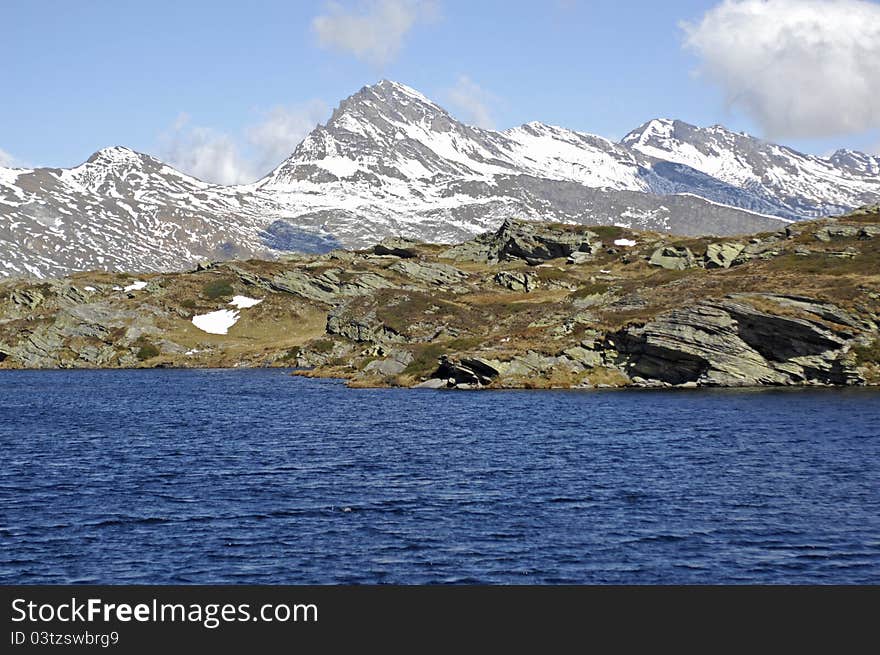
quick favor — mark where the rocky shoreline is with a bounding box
[1,206,878,389]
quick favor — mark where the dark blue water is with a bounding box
[1,369,878,584]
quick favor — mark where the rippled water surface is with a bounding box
[1,369,878,584]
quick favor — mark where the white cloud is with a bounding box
[160,103,327,185]
[311,0,437,66]
[0,147,19,168]
[246,101,328,176]
[160,117,251,185]
[445,76,496,129]
[682,0,880,140]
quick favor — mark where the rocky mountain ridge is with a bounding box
[2,81,878,279]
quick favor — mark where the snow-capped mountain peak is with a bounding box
[621,118,879,218]
[263,81,647,192]
[85,145,146,166]
[621,118,678,147]
[2,80,878,279]
[830,149,880,176]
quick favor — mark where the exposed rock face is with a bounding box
[615,295,865,386]
[649,246,697,270]
[434,356,503,386]
[815,226,861,242]
[326,305,404,344]
[268,268,392,305]
[443,218,601,264]
[389,259,468,288]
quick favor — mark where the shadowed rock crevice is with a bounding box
[723,302,847,362]
[259,220,342,253]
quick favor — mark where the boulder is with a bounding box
[363,349,414,376]
[566,251,594,265]
[271,269,343,304]
[730,240,782,266]
[705,242,745,269]
[373,238,420,258]
[412,378,446,389]
[562,346,603,368]
[814,225,860,242]
[648,246,697,270]
[493,270,537,293]
[500,351,560,378]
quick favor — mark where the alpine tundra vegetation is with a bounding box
[1,205,878,389]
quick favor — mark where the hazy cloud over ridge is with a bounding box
[682,0,880,140]
[160,103,327,185]
[246,101,329,176]
[445,76,496,129]
[312,0,438,66]
[0,148,20,168]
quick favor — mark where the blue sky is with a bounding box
[2,0,878,181]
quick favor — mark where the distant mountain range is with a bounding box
[2,80,878,278]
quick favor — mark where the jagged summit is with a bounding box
[326,79,452,128]
[260,79,511,188]
[85,145,145,165]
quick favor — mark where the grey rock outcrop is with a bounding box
[494,270,537,293]
[434,356,503,386]
[268,268,392,305]
[561,345,604,369]
[614,296,864,386]
[389,259,468,288]
[326,305,404,344]
[730,239,783,266]
[814,225,860,242]
[649,246,697,270]
[566,251,594,265]
[705,242,745,269]
[443,218,601,264]
[373,238,420,258]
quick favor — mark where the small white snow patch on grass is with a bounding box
[229,295,263,309]
[112,285,123,291]
[123,280,148,292]
[83,286,97,292]
[192,309,239,335]
[614,238,637,247]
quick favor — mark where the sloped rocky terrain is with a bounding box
[1,206,878,389]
